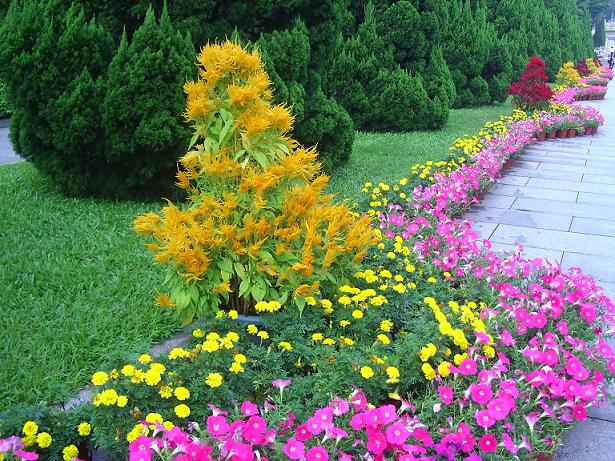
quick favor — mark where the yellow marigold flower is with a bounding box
[109,369,119,379]
[206,332,221,341]
[439,321,453,335]
[279,341,293,351]
[234,353,247,364]
[22,421,38,436]
[121,364,136,377]
[386,366,400,384]
[380,320,393,332]
[338,295,352,305]
[427,277,437,283]
[370,295,387,306]
[138,354,152,364]
[91,371,108,386]
[63,445,79,461]
[438,361,451,378]
[150,363,166,374]
[145,413,163,425]
[484,346,496,358]
[322,338,336,346]
[305,296,316,306]
[339,320,350,327]
[226,332,240,342]
[392,283,406,293]
[175,404,191,419]
[163,421,174,431]
[36,432,52,448]
[257,330,269,340]
[174,386,190,401]
[159,386,173,398]
[230,362,245,373]
[377,334,391,345]
[352,309,364,319]
[77,422,91,437]
[168,348,189,360]
[247,324,258,334]
[215,311,224,319]
[360,366,374,379]
[205,372,223,388]
[454,353,468,366]
[144,369,162,386]
[116,395,128,408]
[202,339,220,353]
[341,337,355,346]
[312,333,324,341]
[192,328,205,338]
[22,435,36,448]
[422,363,436,381]
[228,309,239,319]
[320,299,332,309]
[100,389,118,406]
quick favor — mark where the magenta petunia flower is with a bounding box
[475,409,496,429]
[459,358,478,375]
[240,401,259,417]
[305,445,329,461]
[478,434,497,453]
[438,385,453,405]
[573,404,587,421]
[385,421,410,445]
[487,398,510,421]
[470,384,493,405]
[282,438,305,460]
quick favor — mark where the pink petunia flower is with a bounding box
[438,385,453,405]
[478,434,497,453]
[305,446,329,461]
[470,384,493,405]
[283,438,305,460]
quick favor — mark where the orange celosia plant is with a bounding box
[134,41,377,324]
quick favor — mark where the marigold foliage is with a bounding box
[135,42,377,324]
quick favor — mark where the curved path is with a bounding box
[468,83,615,459]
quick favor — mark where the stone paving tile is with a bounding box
[538,162,615,175]
[511,197,615,221]
[596,281,615,300]
[465,208,572,231]
[498,175,530,186]
[489,224,615,258]
[560,252,615,283]
[490,184,578,202]
[507,168,584,181]
[577,192,615,206]
[476,194,516,209]
[553,418,615,461]
[487,242,563,263]
[514,160,540,169]
[570,217,615,237]
[470,221,497,240]
[527,177,615,194]
[521,155,588,166]
[582,173,615,185]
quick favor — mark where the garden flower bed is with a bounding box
[1,48,613,461]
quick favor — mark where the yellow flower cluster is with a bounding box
[254,300,282,313]
[20,421,53,450]
[556,61,581,87]
[419,297,494,380]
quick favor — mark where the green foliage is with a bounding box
[594,13,606,47]
[0,79,11,119]
[102,6,194,195]
[258,21,353,172]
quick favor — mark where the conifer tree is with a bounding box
[102,5,195,195]
[594,13,606,47]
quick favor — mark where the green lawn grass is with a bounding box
[0,163,177,409]
[327,101,513,202]
[0,100,513,410]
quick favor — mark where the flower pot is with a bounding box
[556,129,568,138]
[577,128,584,137]
[584,126,592,136]
[502,158,514,170]
[529,452,554,461]
[567,128,576,137]
[547,130,557,140]
[537,132,546,142]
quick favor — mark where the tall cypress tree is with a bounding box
[594,13,606,47]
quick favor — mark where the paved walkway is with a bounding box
[0,119,22,165]
[468,82,615,459]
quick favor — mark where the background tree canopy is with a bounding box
[0,0,598,197]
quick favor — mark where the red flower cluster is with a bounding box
[508,57,553,111]
[575,59,592,76]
